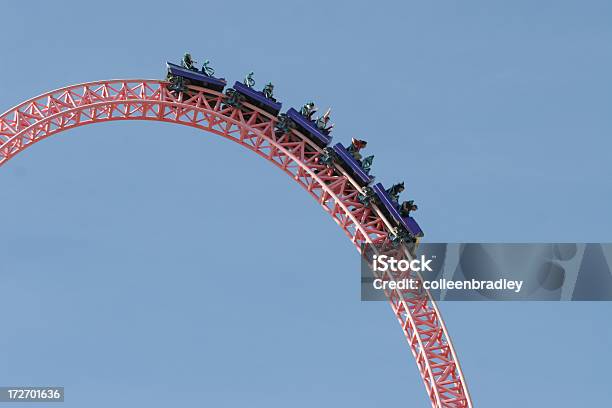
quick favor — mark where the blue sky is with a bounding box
[0,0,611,406]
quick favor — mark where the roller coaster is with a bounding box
[0,54,472,408]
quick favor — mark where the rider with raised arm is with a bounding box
[201,59,215,76]
[347,138,368,161]
[244,72,255,88]
[315,108,334,133]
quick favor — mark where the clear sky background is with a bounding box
[0,1,611,407]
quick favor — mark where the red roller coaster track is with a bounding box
[0,79,472,407]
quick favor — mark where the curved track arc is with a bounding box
[0,79,472,408]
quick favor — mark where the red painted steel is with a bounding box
[0,79,472,407]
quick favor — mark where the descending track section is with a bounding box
[0,78,472,408]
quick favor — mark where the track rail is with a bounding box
[0,79,472,407]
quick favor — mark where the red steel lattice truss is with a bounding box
[0,79,472,407]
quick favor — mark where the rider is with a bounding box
[400,200,418,217]
[347,138,368,161]
[263,82,275,100]
[201,59,215,76]
[182,53,197,71]
[386,182,405,204]
[315,108,334,133]
[244,72,255,88]
[300,102,317,120]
